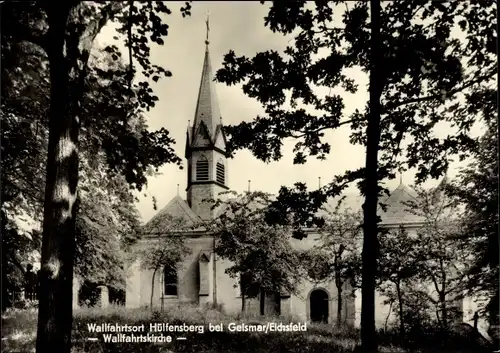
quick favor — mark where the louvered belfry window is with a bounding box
[216,160,225,184]
[196,156,209,181]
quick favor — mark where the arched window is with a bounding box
[196,156,209,181]
[216,159,225,184]
[164,265,178,296]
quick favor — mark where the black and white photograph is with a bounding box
[1,1,498,353]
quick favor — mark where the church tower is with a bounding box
[185,20,229,221]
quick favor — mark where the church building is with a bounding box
[121,36,461,328]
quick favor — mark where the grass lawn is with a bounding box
[1,305,491,353]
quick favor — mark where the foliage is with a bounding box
[215,4,494,349]
[298,247,332,284]
[2,3,192,349]
[299,200,362,326]
[0,40,152,293]
[378,226,424,337]
[319,201,362,285]
[378,227,423,288]
[215,0,496,231]
[209,191,304,308]
[447,117,498,344]
[138,214,192,273]
[376,184,468,334]
[448,117,498,305]
[407,184,467,329]
[138,214,191,308]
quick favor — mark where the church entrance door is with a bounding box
[310,289,328,323]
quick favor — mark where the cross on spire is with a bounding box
[205,11,210,45]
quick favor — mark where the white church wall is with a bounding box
[125,259,142,308]
[215,256,243,315]
[463,295,491,340]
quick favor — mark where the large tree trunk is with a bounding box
[36,4,123,352]
[360,1,382,352]
[36,5,80,353]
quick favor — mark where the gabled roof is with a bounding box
[192,120,213,147]
[213,124,227,148]
[142,195,202,235]
[377,183,425,225]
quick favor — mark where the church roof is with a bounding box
[142,182,433,238]
[212,183,426,226]
[142,195,202,235]
[377,183,425,225]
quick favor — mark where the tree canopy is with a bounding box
[215,1,496,232]
[209,191,304,312]
[2,1,193,350]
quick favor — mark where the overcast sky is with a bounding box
[96,2,483,224]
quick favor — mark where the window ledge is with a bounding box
[161,295,179,299]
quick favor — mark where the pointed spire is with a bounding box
[248,180,251,192]
[192,14,221,140]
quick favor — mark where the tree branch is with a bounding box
[290,117,364,138]
[382,71,496,113]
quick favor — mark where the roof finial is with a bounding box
[318,177,321,189]
[205,11,210,46]
[248,180,251,193]
[177,184,180,196]
[399,172,403,184]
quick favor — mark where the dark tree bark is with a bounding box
[36,5,80,353]
[360,1,382,352]
[35,3,125,352]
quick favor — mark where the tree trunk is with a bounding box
[241,291,246,313]
[36,5,80,353]
[150,267,158,310]
[396,281,405,341]
[336,272,343,327]
[439,292,448,331]
[384,300,393,333]
[361,1,382,352]
[36,4,122,352]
